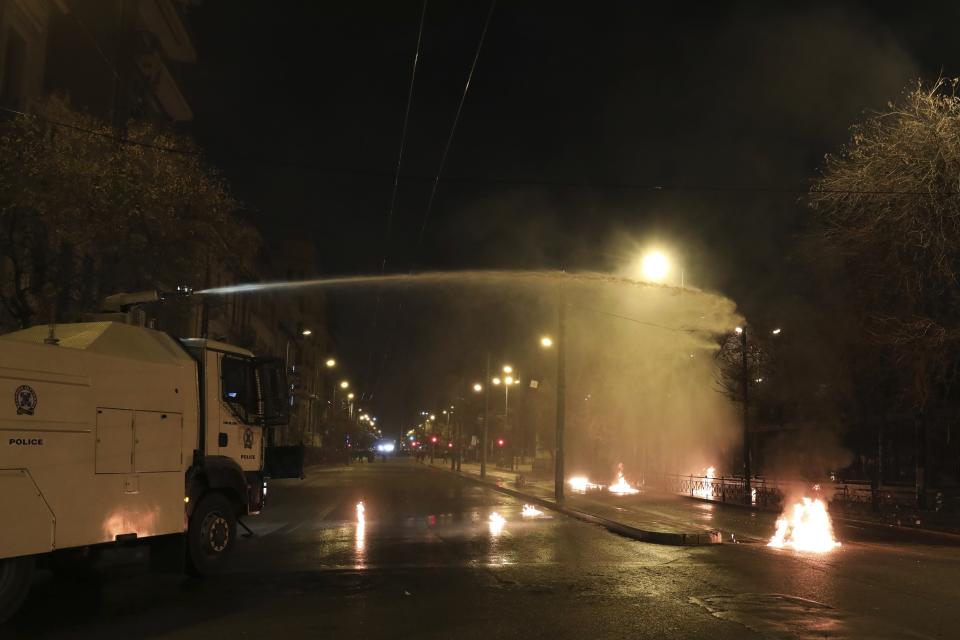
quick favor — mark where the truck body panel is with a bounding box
[0,469,55,557]
[0,322,200,558]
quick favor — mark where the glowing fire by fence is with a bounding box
[608,464,639,495]
[522,504,544,517]
[768,497,841,553]
[692,466,716,499]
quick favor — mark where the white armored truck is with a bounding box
[0,308,293,622]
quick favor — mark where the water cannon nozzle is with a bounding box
[161,285,194,300]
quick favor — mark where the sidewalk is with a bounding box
[423,459,727,545]
[422,459,960,546]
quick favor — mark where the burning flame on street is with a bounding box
[355,501,366,560]
[692,466,716,499]
[489,511,506,536]
[768,497,841,553]
[608,463,639,495]
[522,504,544,517]
[568,476,602,492]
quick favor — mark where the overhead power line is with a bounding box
[368,0,429,404]
[415,0,497,250]
[572,304,699,334]
[0,107,201,155]
[385,0,428,251]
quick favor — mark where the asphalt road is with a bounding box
[5,458,959,639]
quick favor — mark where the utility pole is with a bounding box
[554,298,566,503]
[455,389,463,472]
[481,351,490,478]
[741,326,751,501]
[449,408,455,471]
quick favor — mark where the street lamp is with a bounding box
[340,381,349,389]
[640,250,670,283]
[473,382,483,392]
[347,392,354,400]
[301,329,313,336]
[325,358,336,368]
[540,336,553,348]
[493,369,518,470]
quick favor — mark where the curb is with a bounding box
[425,463,722,546]
[832,515,960,543]
[676,492,960,544]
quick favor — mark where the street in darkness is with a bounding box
[6,460,957,639]
[2,2,960,638]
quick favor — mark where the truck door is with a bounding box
[217,353,263,472]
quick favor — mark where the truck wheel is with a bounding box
[186,493,237,577]
[0,556,35,624]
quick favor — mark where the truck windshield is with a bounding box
[221,355,257,424]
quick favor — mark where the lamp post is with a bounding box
[481,353,490,478]
[472,381,484,470]
[555,300,566,502]
[737,326,750,500]
[333,380,349,415]
[492,366,518,470]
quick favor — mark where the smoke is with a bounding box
[760,423,853,485]
[559,278,742,480]
[321,270,744,481]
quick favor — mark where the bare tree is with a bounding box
[809,78,960,504]
[0,96,260,329]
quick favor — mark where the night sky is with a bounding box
[183,1,959,428]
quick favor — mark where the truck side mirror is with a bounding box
[255,358,290,427]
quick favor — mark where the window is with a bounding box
[221,355,257,424]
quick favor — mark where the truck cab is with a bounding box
[180,338,290,515]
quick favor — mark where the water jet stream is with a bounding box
[200,270,685,296]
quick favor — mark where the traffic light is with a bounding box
[430,435,438,444]
[497,438,505,447]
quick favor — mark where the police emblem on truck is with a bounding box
[14,385,37,416]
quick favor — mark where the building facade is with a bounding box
[1,0,193,123]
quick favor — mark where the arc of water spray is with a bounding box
[197,270,676,296]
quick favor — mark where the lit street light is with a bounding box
[493,368,519,470]
[540,336,553,348]
[340,381,349,389]
[473,382,483,392]
[640,250,670,283]
[301,329,312,336]
[325,358,336,368]
[635,249,685,289]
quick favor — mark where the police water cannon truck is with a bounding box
[0,290,296,622]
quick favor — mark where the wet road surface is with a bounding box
[5,458,959,639]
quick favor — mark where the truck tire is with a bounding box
[0,555,35,624]
[186,493,237,577]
